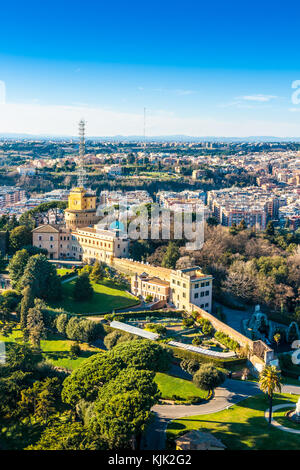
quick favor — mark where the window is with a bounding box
[194,283,199,288]
[201,282,205,288]
[205,281,210,286]
[201,292,204,297]
[182,293,186,298]
[38,236,42,241]
[194,293,199,299]
[50,236,53,241]
[205,303,209,307]
[183,283,186,288]
[205,291,209,296]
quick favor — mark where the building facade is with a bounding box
[131,266,213,312]
[65,187,100,229]
[32,187,130,263]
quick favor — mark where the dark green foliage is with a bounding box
[109,339,172,372]
[20,285,35,329]
[26,422,99,450]
[8,249,30,289]
[88,391,151,449]
[214,331,240,351]
[9,225,32,254]
[61,353,125,406]
[70,343,81,357]
[65,316,103,343]
[193,364,226,395]
[145,323,167,335]
[19,254,62,301]
[55,313,69,335]
[103,330,134,349]
[90,261,104,284]
[26,299,47,348]
[1,290,21,312]
[161,241,180,268]
[73,272,93,301]
[180,359,201,375]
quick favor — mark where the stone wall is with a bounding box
[112,256,274,364]
[191,304,254,349]
[112,257,172,281]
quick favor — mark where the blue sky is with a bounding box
[1,0,300,136]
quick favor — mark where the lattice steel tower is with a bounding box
[78,119,87,188]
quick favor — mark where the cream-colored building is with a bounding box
[130,265,213,313]
[32,224,73,260]
[170,267,212,312]
[72,226,129,264]
[32,223,129,263]
[131,273,170,302]
[32,187,129,263]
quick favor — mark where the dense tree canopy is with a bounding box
[19,254,62,301]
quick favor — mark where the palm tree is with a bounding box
[273,333,281,351]
[259,365,282,424]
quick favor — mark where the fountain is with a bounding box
[287,398,300,424]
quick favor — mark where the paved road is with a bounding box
[142,380,300,450]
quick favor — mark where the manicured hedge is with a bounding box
[168,345,246,368]
[105,310,184,321]
[214,331,240,352]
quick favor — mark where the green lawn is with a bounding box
[57,268,73,277]
[0,327,103,371]
[273,406,300,431]
[155,372,207,402]
[52,278,139,314]
[167,393,300,450]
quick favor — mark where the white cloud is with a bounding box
[0,101,299,137]
[239,94,278,102]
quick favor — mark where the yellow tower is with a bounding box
[65,187,100,229]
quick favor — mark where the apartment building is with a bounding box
[170,267,213,312]
[131,266,213,312]
[131,273,170,301]
[208,187,279,230]
[0,186,26,208]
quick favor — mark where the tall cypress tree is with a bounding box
[20,285,35,329]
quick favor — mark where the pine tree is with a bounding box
[161,241,180,269]
[90,261,104,284]
[27,299,46,348]
[73,273,94,301]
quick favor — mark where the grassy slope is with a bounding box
[167,393,300,450]
[51,278,139,314]
[0,327,103,370]
[155,372,207,400]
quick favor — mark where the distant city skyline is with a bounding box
[1,0,300,136]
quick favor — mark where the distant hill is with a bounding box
[0,133,300,143]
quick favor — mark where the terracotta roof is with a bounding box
[32,224,60,233]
